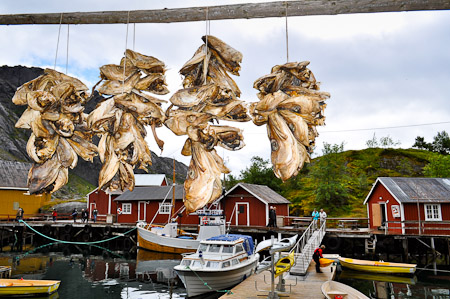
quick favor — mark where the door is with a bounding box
[236,202,249,226]
[138,201,146,221]
[372,203,381,227]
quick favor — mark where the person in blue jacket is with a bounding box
[312,208,319,230]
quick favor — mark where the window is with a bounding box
[222,245,233,254]
[206,261,220,269]
[424,204,442,221]
[222,261,231,268]
[159,203,172,214]
[208,245,221,253]
[181,260,191,267]
[198,244,208,253]
[235,244,244,254]
[122,203,132,214]
[232,259,239,266]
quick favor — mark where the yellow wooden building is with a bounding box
[0,161,49,220]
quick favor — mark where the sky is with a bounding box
[1,1,450,177]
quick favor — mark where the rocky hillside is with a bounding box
[0,65,188,199]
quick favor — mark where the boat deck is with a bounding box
[222,262,336,298]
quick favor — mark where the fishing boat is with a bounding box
[338,257,416,274]
[137,209,226,253]
[321,281,370,299]
[0,278,60,296]
[274,251,295,277]
[174,234,259,297]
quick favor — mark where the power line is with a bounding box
[320,121,450,133]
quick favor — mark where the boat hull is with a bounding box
[338,257,416,274]
[137,227,198,254]
[175,258,258,297]
[0,279,60,296]
[321,280,369,299]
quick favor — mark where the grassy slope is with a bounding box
[284,148,433,217]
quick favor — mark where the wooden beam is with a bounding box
[1,0,449,25]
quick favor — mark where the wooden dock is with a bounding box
[222,262,336,298]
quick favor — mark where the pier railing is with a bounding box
[383,220,450,236]
[290,220,326,275]
[280,216,369,230]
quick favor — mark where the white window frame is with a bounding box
[122,203,132,215]
[424,204,442,221]
[159,203,172,214]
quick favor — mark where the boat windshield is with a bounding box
[235,244,244,254]
[198,244,208,252]
[208,244,221,253]
[222,245,233,254]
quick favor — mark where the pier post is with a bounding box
[402,238,408,262]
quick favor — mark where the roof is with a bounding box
[134,174,168,186]
[364,177,450,204]
[223,183,290,205]
[114,185,184,201]
[0,160,31,190]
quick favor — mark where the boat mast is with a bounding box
[170,158,176,221]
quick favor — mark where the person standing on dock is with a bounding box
[319,209,327,229]
[267,206,277,227]
[312,209,319,230]
[93,208,98,223]
[81,209,88,223]
[52,209,57,222]
[313,245,325,273]
[71,208,78,223]
[16,207,24,221]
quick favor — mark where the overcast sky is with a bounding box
[1,1,449,176]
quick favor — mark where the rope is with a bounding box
[19,219,136,245]
[204,7,210,85]
[65,24,70,74]
[53,13,63,70]
[133,23,136,50]
[285,2,289,62]
[122,10,131,94]
[186,266,233,294]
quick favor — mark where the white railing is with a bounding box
[290,221,326,275]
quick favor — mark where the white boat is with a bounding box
[269,235,298,254]
[174,234,259,297]
[255,234,298,254]
[137,209,225,254]
[321,281,370,299]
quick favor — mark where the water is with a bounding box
[0,248,220,299]
[336,265,450,298]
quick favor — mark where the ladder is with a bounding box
[290,221,326,275]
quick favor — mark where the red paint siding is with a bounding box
[87,189,119,218]
[367,181,450,235]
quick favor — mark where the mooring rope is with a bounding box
[18,219,136,245]
[186,266,233,295]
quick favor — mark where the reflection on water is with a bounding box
[0,247,187,299]
[337,266,450,298]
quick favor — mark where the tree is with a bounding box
[423,154,450,177]
[366,133,379,148]
[431,131,450,154]
[309,142,350,213]
[366,133,400,148]
[413,136,432,150]
[239,156,283,192]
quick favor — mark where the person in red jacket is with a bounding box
[313,245,326,273]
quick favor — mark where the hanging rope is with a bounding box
[65,24,70,74]
[204,7,210,85]
[53,13,63,70]
[133,23,136,50]
[18,219,136,245]
[285,2,289,62]
[122,10,131,94]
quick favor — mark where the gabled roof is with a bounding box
[114,185,184,201]
[135,174,168,186]
[0,160,31,190]
[364,177,450,204]
[223,183,290,205]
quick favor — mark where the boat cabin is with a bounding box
[178,234,255,270]
[364,177,450,235]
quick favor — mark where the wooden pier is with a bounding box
[222,260,337,298]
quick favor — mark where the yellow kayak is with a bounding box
[275,251,295,278]
[319,258,334,267]
[0,279,60,296]
[338,257,416,274]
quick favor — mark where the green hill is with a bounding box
[284,147,433,217]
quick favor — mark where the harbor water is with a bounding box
[2,246,450,298]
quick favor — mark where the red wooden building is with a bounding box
[87,174,168,221]
[364,177,450,235]
[221,183,290,226]
[113,184,200,224]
